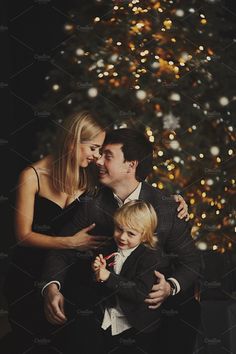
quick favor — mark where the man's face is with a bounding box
[96,143,131,188]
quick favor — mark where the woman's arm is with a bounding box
[14,168,102,250]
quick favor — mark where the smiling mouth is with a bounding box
[99,169,107,176]
[118,241,127,246]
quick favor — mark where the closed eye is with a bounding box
[128,232,136,237]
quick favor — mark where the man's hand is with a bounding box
[43,283,67,325]
[173,194,189,221]
[144,271,171,309]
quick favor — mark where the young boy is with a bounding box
[92,200,166,354]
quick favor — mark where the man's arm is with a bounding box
[41,248,77,325]
[165,215,200,291]
[41,249,77,290]
[145,213,200,308]
[41,196,110,324]
[43,283,67,325]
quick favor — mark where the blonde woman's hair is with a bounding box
[113,200,158,249]
[52,111,105,195]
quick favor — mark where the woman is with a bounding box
[4,111,106,352]
[13,111,106,250]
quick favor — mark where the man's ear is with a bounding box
[127,160,138,172]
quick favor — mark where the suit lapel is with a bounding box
[120,244,146,276]
[93,186,119,237]
[139,182,158,206]
[139,182,172,248]
[99,186,119,220]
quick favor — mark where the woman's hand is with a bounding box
[92,254,110,282]
[69,224,109,250]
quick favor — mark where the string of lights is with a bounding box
[36,0,236,252]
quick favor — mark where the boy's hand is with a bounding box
[93,254,106,270]
[92,254,110,282]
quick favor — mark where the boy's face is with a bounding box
[96,143,134,188]
[114,224,143,250]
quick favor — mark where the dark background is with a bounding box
[0,0,236,346]
[0,0,112,338]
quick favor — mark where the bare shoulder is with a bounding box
[19,165,36,180]
[33,155,52,169]
[19,156,51,181]
[17,166,39,193]
[18,156,49,186]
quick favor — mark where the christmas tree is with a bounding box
[36,0,236,252]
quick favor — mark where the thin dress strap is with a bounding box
[28,166,40,193]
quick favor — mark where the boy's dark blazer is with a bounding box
[42,182,200,300]
[96,243,165,333]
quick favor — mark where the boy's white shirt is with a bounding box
[101,246,139,335]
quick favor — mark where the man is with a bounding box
[42,129,200,353]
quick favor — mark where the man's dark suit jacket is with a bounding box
[96,243,164,333]
[42,182,200,305]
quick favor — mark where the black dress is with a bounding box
[4,166,81,354]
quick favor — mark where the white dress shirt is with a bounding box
[113,182,142,207]
[101,246,139,335]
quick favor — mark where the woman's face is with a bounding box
[79,131,105,167]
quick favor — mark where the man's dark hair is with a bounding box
[104,128,153,181]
